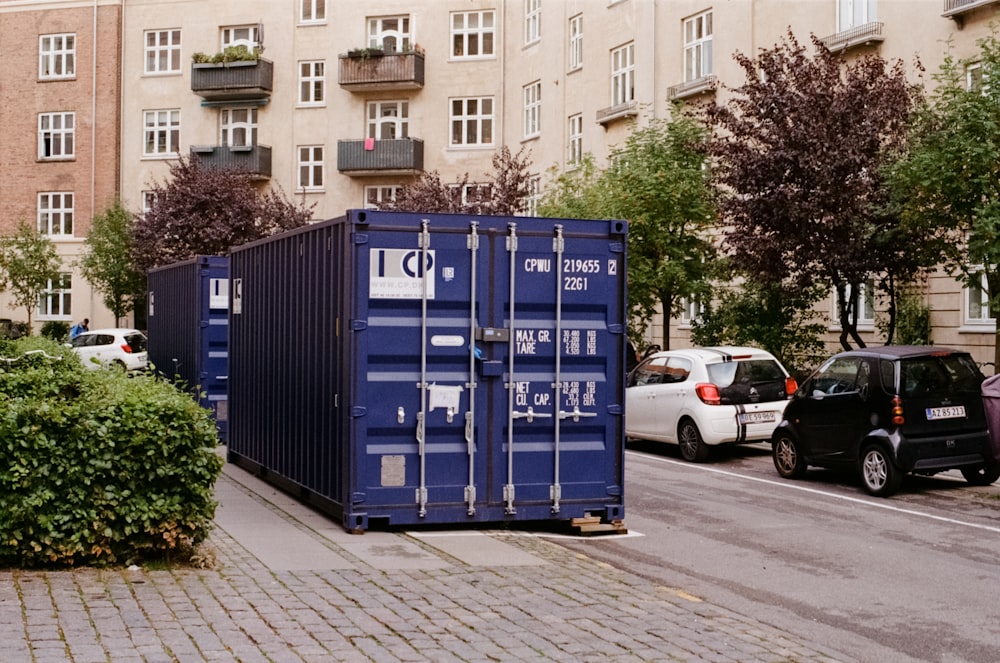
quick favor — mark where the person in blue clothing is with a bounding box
[69,318,89,339]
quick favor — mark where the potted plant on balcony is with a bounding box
[192,44,261,67]
[346,47,385,61]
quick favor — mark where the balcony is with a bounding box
[819,22,885,53]
[943,0,1000,26]
[595,101,638,127]
[190,145,272,180]
[338,51,425,92]
[337,138,424,176]
[191,59,273,102]
[668,75,717,102]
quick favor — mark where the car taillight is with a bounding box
[891,395,905,426]
[121,344,133,354]
[695,383,721,405]
[785,377,798,397]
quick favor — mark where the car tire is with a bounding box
[859,444,902,497]
[772,433,807,479]
[961,461,1000,486]
[678,419,710,463]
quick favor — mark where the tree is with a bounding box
[132,157,313,272]
[705,31,923,350]
[382,146,533,215]
[79,200,146,326]
[540,115,718,349]
[0,221,61,327]
[884,33,1000,366]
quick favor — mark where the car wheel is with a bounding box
[860,444,902,497]
[678,419,710,463]
[961,461,1000,486]
[772,433,807,479]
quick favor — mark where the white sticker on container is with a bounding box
[431,335,465,347]
[370,248,435,299]
[428,383,463,412]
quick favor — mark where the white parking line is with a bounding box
[630,450,1000,535]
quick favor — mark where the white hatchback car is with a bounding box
[626,346,797,462]
[70,328,149,371]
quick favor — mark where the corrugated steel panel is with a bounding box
[147,256,230,441]
[228,210,627,531]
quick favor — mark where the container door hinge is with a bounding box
[464,485,476,515]
[503,484,516,515]
[415,487,428,516]
[549,484,562,514]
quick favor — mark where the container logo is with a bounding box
[370,248,435,299]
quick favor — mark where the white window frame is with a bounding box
[297,146,324,191]
[569,14,583,71]
[300,0,326,24]
[38,192,74,237]
[367,101,409,140]
[679,297,705,327]
[568,114,583,167]
[965,269,996,329]
[38,112,75,160]
[450,97,494,147]
[611,42,635,107]
[523,81,541,139]
[142,191,158,212]
[831,281,875,330]
[837,0,877,31]
[967,62,988,93]
[365,185,400,209]
[144,29,181,75]
[683,11,712,83]
[298,61,325,106]
[220,108,257,147]
[38,274,72,321]
[524,0,541,46]
[451,10,495,59]
[39,33,75,80]
[368,15,411,53]
[221,25,260,51]
[143,109,181,157]
[521,175,540,217]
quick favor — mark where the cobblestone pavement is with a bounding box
[0,466,848,662]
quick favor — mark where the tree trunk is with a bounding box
[661,293,673,351]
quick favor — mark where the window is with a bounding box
[301,0,326,23]
[143,109,180,156]
[523,175,540,217]
[523,81,541,139]
[569,14,583,71]
[367,101,409,139]
[220,108,257,146]
[966,271,995,326]
[365,185,400,209]
[39,33,75,79]
[144,29,181,74]
[967,62,988,93]
[450,183,491,207]
[683,11,712,82]
[524,0,541,45]
[833,281,875,328]
[221,25,260,50]
[368,15,411,53]
[611,43,635,107]
[298,146,324,191]
[298,61,325,105]
[838,0,876,31]
[38,112,75,160]
[38,274,72,320]
[450,97,494,147]
[38,192,74,236]
[142,191,158,212]
[680,297,705,326]
[452,10,494,58]
[568,114,583,166]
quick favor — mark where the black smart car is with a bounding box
[771,346,999,497]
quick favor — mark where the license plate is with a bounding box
[926,405,966,420]
[739,411,776,424]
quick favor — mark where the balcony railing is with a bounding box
[338,51,425,91]
[595,101,638,126]
[190,145,272,180]
[668,75,717,101]
[819,22,885,52]
[337,138,424,175]
[943,0,1000,21]
[191,59,273,101]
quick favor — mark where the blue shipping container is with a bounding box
[228,210,627,531]
[147,255,230,441]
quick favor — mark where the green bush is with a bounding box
[0,337,223,568]
[40,320,70,342]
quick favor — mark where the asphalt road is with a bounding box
[558,440,1000,663]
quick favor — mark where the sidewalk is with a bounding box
[0,461,847,662]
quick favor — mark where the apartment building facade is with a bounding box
[4,0,1000,364]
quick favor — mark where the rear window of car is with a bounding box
[707,359,785,387]
[124,334,147,352]
[898,354,984,398]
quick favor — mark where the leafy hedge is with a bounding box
[0,337,223,568]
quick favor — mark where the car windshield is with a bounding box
[899,354,983,398]
[707,359,785,388]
